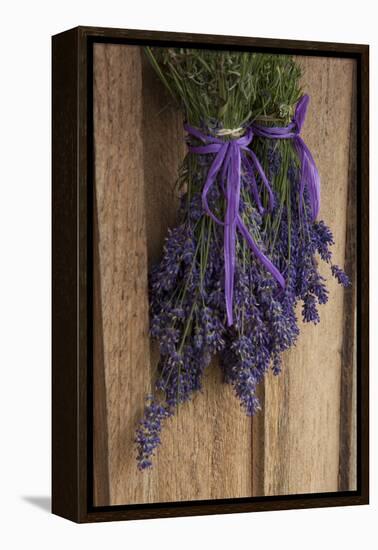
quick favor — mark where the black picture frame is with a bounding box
[52,26,369,523]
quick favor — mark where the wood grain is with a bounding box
[93,46,357,505]
[93,45,153,505]
[141,52,252,503]
[93,186,110,505]
[93,43,252,505]
[253,56,357,496]
[338,60,357,491]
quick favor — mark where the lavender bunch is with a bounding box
[219,148,350,417]
[261,145,350,327]
[135,48,349,469]
[136,175,227,469]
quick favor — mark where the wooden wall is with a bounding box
[92,44,357,506]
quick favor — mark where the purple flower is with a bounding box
[302,294,320,324]
[135,396,171,470]
[267,145,282,177]
[331,264,351,287]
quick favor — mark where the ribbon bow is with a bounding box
[251,94,320,221]
[184,123,285,327]
[185,95,320,327]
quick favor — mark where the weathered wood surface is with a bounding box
[93,45,153,505]
[338,59,357,492]
[253,56,357,496]
[93,45,356,505]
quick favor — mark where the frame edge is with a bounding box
[52,27,82,523]
[52,26,370,523]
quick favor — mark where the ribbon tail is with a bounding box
[224,144,241,326]
[237,215,285,289]
[200,144,228,226]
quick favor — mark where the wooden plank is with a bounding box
[93,44,153,505]
[140,52,252,504]
[93,44,252,505]
[93,186,110,505]
[253,56,356,496]
[338,61,357,491]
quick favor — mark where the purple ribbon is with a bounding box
[184,95,319,327]
[184,123,285,327]
[251,94,320,220]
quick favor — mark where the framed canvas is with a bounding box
[52,26,369,523]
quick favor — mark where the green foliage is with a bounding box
[145,47,302,130]
[145,46,303,261]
